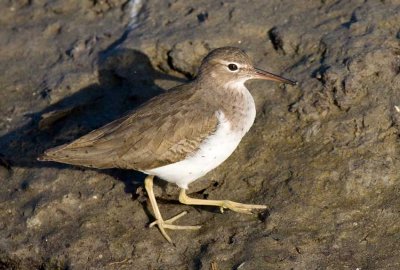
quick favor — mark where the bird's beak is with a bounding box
[252,68,297,85]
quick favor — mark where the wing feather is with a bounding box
[39,84,219,170]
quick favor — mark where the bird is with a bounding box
[39,47,297,243]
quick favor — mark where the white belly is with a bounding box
[145,110,250,189]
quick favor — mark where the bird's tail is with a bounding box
[37,143,113,169]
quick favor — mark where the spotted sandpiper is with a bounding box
[39,47,297,243]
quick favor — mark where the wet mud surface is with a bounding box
[1,0,400,269]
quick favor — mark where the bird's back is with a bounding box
[39,83,219,171]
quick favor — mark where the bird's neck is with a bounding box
[216,80,256,134]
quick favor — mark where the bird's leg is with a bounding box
[179,188,267,214]
[144,175,201,243]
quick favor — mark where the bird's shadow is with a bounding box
[0,48,186,196]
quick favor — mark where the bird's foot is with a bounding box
[149,211,201,243]
[219,201,267,214]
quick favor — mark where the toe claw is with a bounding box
[159,224,172,243]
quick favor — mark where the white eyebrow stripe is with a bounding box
[219,60,242,67]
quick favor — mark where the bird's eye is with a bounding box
[228,63,238,71]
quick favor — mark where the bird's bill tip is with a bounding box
[253,68,297,85]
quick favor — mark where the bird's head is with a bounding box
[197,47,297,87]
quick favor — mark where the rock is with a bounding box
[167,40,210,78]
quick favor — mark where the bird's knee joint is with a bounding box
[179,193,187,204]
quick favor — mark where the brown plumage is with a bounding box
[39,82,219,170]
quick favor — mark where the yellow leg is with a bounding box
[179,188,267,214]
[144,175,201,243]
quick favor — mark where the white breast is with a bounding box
[145,111,245,188]
[145,82,256,189]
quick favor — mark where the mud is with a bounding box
[1,0,400,269]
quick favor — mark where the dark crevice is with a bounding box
[197,12,208,23]
[193,241,213,270]
[258,209,270,222]
[312,64,330,83]
[195,187,209,199]
[228,8,235,20]
[288,92,304,120]
[167,50,194,80]
[312,41,329,83]
[0,154,12,171]
[268,27,285,54]
[185,7,194,16]
[318,41,328,64]
[342,11,358,29]
[332,86,343,110]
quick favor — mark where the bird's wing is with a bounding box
[39,84,219,170]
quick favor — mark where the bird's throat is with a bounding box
[219,80,256,134]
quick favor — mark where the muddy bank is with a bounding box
[1,0,400,269]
